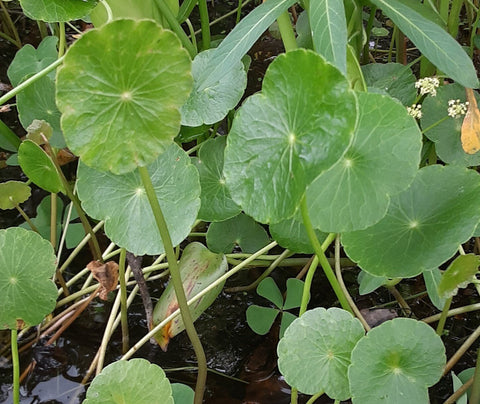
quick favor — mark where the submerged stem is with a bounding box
[11,328,19,404]
[137,166,206,404]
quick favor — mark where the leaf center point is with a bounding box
[121,91,133,102]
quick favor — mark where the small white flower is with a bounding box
[407,104,422,119]
[415,77,440,96]
[447,99,469,118]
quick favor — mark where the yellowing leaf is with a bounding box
[461,88,480,154]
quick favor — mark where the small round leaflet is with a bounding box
[342,165,480,277]
[83,358,173,404]
[0,181,31,210]
[348,318,445,404]
[224,49,356,224]
[0,227,57,329]
[277,307,364,400]
[56,19,192,175]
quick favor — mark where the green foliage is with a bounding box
[438,254,480,298]
[270,217,326,254]
[19,0,97,22]
[206,213,270,253]
[56,19,192,175]
[83,359,174,404]
[0,181,31,209]
[77,143,200,255]
[0,227,57,329]
[246,277,304,338]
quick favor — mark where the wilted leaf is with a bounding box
[87,260,119,300]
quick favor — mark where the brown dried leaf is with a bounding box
[461,88,480,154]
[87,260,119,300]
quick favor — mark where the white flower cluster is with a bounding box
[447,99,469,118]
[415,77,440,97]
[407,104,422,119]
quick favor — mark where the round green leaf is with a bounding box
[348,318,445,404]
[84,358,173,404]
[438,254,480,298]
[246,305,279,335]
[342,165,480,278]
[277,307,365,399]
[206,213,270,253]
[362,63,416,106]
[171,383,194,404]
[0,181,31,209]
[20,0,97,22]
[307,92,421,232]
[7,36,58,87]
[192,136,241,222]
[0,227,57,329]
[181,49,247,126]
[77,143,200,255]
[421,84,480,166]
[18,140,65,194]
[56,19,192,175]
[224,49,357,224]
[269,217,327,254]
[17,75,64,148]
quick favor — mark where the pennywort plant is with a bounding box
[1,0,480,403]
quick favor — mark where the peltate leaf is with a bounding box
[83,359,173,404]
[0,181,31,210]
[307,92,421,232]
[224,49,356,223]
[270,217,327,254]
[342,165,480,278]
[56,19,192,175]
[349,318,445,404]
[19,0,97,22]
[0,227,57,329]
[77,143,200,255]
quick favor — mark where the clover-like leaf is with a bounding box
[19,0,97,22]
[56,19,192,175]
[348,318,445,404]
[269,217,327,254]
[362,63,416,106]
[246,305,280,335]
[278,307,365,399]
[0,181,31,210]
[257,277,283,309]
[307,92,421,232]
[438,254,480,298]
[206,213,270,253]
[84,358,173,404]
[342,165,480,278]
[0,227,57,329]
[192,136,241,222]
[77,143,200,255]
[181,49,247,126]
[421,84,480,166]
[18,140,65,194]
[283,278,304,310]
[224,49,356,224]
[7,36,58,87]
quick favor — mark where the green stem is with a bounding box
[11,328,19,404]
[470,348,480,403]
[153,0,196,58]
[44,142,102,261]
[291,388,298,404]
[185,18,198,54]
[306,391,324,404]
[50,193,57,249]
[0,57,64,106]
[235,0,243,24]
[58,22,66,57]
[15,204,39,233]
[362,6,377,64]
[198,0,211,50]
[276,10,297,52]
[421,115,449,134]
[436,296,453,335]
[299,256,319,316]
[37,21,48,39]
[138,166,206,404]
[0,1,21,48]
[300,198,352,312]
[119,248,129,354]
[438,0,450,23]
